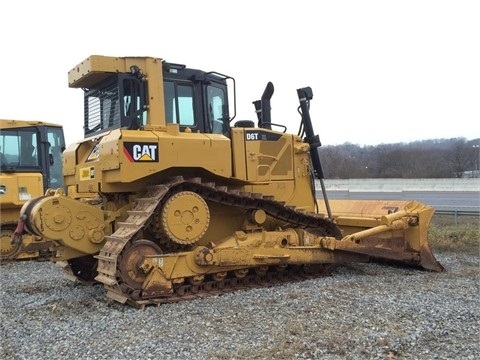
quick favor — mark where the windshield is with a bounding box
[0,127,39,168]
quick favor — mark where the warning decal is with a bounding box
[80,166,95,180]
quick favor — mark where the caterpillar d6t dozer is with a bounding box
[14,55,443,308]
[1,119,65,262]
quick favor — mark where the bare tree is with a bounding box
[319,137,479,178]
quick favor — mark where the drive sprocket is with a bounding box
[160,191,210,245]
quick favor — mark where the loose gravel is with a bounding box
[1,252,478,360]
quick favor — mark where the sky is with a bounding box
[1,0,478,146]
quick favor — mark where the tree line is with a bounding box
[318,137,480,179]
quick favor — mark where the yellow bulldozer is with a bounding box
[13,55,443,308]
[1,119,65,261]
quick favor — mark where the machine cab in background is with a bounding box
[0,120,66,190]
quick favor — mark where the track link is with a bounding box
[128,264,337,309]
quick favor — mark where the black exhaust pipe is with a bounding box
[253,82,274,129]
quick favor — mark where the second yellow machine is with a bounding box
[16,55,443,308]
[1,119,65,261]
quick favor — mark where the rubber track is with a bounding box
[94,176,341,306]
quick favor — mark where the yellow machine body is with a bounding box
[18,56,443,307]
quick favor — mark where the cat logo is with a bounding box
[123,142,159,162]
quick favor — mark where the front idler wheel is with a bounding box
[119,240,162,289]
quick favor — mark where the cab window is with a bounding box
[164,81,195,126]
[0,128,39,167]
[207,86,226,134]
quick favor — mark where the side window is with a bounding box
[163,81,195,126]
[46,127,65,187]
[207,86,226,134]
[177,85,194,126]
[164,82,175,123]
[122,78,147,128]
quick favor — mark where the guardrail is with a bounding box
[434,209,480,225]
[317,180,479,226]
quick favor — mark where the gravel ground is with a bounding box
[1,252,478,360]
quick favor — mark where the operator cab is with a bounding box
[0,124,66,190]
[81,58,235,138]
[163,62,234,136]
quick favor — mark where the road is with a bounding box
[316,182,480,212]
[317,189,480,212]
